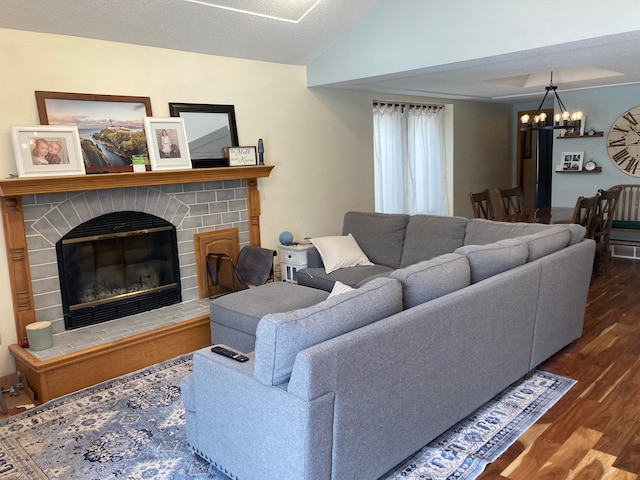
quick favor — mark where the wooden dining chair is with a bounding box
[469,189,495,220]
[592,186,622,278]
[495,186,529,222]
[571,194,599,238]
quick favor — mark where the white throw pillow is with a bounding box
[311,234,374,274]
[328,281,355,298]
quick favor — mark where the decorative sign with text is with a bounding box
[228,146,257,166]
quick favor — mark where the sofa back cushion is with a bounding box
[518,227,571,261]
[455,239,529,283]
[342,211,409,269]
[464,218,560,245]
[391,253,470,309]
[400,215,468,267]
[253,277,403,386]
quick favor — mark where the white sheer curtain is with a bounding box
[373,103,448,215]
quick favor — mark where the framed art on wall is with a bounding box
[11,125,85,177]
[35,91,152,173]
[561,151,584,171]
[144,117,192,171]
[168,103,239,168]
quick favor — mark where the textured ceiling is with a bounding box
[3,0,640,103]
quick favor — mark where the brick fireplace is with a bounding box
[0,166,273,401]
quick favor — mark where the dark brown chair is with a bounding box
[469,189,495,220]
[593,187,622,278]
[495,186,530,222]
[571,194,599,238]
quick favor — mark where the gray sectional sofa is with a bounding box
[181,212,595,480]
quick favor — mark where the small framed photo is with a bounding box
[144,117,192,171]
[11,125,85,178]
[227,146,257,166]
[561,151,584,171]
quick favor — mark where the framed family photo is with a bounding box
[11,126,85,178]
[561,151,584,171]
[144,117,192,171]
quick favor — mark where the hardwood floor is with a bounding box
[479,256,640,480]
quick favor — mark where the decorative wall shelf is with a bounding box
[556,132,603,139]
[555,167,602,173]
[0,165,274,197]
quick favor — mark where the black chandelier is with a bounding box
[520,72,583,133]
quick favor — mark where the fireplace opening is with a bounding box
[57,211,182,330]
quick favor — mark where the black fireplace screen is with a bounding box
[57,211,182,330]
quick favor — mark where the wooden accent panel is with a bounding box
[247,178,262,246]
[1,197,35,339]
[0,166,273,197]
[194,228,240,298]
[9,315,210,402]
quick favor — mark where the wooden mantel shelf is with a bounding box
[0,165,274,197]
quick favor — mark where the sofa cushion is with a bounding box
[518,227,571,261]
[391,253,471,309]
[464,218,558,245]
[455,238,529,283]
[311,233,374,274]
[253,277,402,386]
[400,215,468,267]
[297,264,394,292]
[342,211,410,269]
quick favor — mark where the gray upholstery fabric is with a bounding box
[296,264,393,291]
[400,215,468,267]
[210,282,329,352]
[391,253,471,309]
[455,238,529,283]
[566,223,587,245]
[517,227,570,261]
[253,277,403,386]
[464,218,559,245]
[342,211,409,268]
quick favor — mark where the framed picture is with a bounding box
[11,125,85,177]
[35,91,152,174]
[227,146,257,166]
[168,103,239,168]
[561,151,584,171]
[144,117,192,171]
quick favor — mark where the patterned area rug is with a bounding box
[0,356,574,480]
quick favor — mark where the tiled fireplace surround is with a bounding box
[0,167,273,401]
[25,180,249,334]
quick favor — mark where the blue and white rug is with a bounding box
[0,355,574,480]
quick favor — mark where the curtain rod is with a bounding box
[373,101,444,109]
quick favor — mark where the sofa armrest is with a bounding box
[305,246,324,268]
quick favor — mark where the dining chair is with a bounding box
[593,186,622,278]
[469,189,495,220]
[495,186,529,222]
[571,194,599,238]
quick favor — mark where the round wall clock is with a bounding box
[607,105,640,177]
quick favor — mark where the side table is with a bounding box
[278,244,314,284]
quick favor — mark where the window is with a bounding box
[373,103,447,215]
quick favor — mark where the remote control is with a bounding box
[211,345,249,362]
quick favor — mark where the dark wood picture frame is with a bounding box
[168,103,239,168]
[35,91,153,174]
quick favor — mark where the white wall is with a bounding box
[0,28,510,375]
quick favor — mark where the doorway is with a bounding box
[516,108,554,213]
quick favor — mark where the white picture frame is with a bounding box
[144,117,192,171]
[561,151,584,171]
[11,125,85,178]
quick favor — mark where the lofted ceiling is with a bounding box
[3,0,640,104]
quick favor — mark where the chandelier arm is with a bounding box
[554,90,568,114]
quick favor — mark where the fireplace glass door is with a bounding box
[57,211,181,329]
